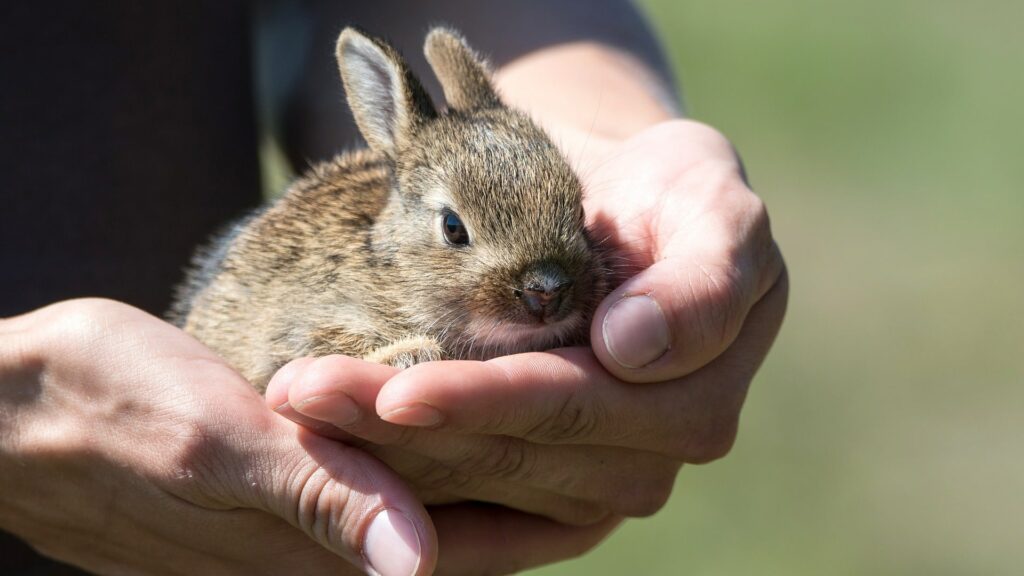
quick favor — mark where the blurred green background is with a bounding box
[529,1,1024,575]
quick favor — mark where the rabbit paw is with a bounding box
[364,336,444,369]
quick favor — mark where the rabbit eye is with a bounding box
[442,211,469,246]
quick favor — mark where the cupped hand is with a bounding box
[0,299,616,575]
[0,299,433,575]
[269,120,787,528]
[576,119,787,384]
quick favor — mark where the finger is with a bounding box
[348,441,614,526]
[265,356,375,443]
[179,415,439,576]
[282,354,400,433]
[359,435,677,520]
[593,182,785,383]
[430,503,623,576]
[279,356,669,521]
[378,271,788,462]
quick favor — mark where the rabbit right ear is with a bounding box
[424,28,501,111]
[336,28,436,155]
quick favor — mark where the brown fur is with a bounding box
[170,27,609,390]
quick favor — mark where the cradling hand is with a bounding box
[0,300,438,575]
[269,119,787,545]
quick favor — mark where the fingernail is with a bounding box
[364,508,422,576]
[272,401,344,434]
[293,393,361,427]
[602,294,671,368]
[380,403,443,428]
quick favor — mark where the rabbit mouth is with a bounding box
[459,311,587,358]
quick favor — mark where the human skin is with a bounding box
[271,40,788,554]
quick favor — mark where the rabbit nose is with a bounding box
[520,287,562,318]
[516,263,573,322]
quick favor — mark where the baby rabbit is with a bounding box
[171,27,609,390]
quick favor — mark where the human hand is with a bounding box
[572,119,788,384]
[0,300,613,575]
[0,299,438,575]
[269,119,786,527]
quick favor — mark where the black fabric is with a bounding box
[0,2,259,572]
[0,2,261,319]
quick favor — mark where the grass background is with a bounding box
[526,1,1024,574]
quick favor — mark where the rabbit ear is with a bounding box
[424,27,501,110]
[336,28,436,155]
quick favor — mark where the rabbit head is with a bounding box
[336,27,608,357]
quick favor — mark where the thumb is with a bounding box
[592,197,784,383]
[214,419,438,576]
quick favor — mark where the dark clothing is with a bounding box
[0,2,262,320]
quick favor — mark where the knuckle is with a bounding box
[407,459,483,496]
[672,118,730,148]
[616,483,673,518]
[293,463,338,538]
[161,410,284,509]
[282,454,377,554]
[43,299,112,341]
[162,419,237,500]
[557,501,612,527]
[682,412,740,464]
[745,195,778,266]
[381,420,421,448]
[709,266,747,321]
[611,460,680,517]
[683,263,748,353]
[15,420,86,460]
[37,299,143,354]
[454,436,537,483]
[525,389,600,444]
[302,354,346,384]
[745,193,770,233]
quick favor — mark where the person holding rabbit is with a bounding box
[0,2,786,575]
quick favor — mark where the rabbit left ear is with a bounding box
[336,28,437,155]
[424,27,501,111]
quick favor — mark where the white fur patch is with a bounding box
[461,311,584,358]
